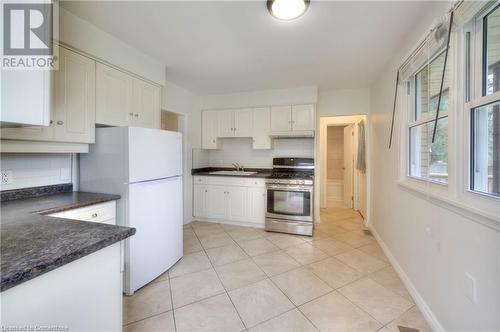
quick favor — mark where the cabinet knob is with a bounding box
[91,213,98,218]
[49,120,53,125]
[135,114,139,117]
[212,140,215,143]
[57,121,63,125]
[129,112,134,116]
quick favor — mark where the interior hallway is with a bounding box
[122,207,432,332]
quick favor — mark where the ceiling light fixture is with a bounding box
[267,0,310,21]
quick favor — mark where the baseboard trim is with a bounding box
[369,225,445,332]
[188,217,265,229]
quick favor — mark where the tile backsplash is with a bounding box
[0,154,72,191]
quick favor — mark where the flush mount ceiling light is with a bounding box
[267,0,310,21]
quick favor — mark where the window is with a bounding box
[409,51,450,184]
[482,4,500,96]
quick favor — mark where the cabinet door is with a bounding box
[96,63,133,126]
[202,111,220,149]
[132,79,160,128]
[234,108,253,137]
[208,185,227,219]
[247,187,266,224]
[252,107,271,149]
[227,186,248,221]
[218,110,234,137]
[53,47,96,143]
[193,185,208,217]
[292,104,315,131]
[0,124,53,141]
[270,106,292,132]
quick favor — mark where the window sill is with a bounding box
[397,181,500,231]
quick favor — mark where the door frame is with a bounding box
[315,114,371,228]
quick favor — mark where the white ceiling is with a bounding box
[61,1,434,94]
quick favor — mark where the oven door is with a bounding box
[266,184,313,222]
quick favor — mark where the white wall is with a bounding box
[0,154,72,190]
[369,1,500,331]
[317,88,370,117]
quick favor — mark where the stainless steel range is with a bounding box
[265,157,314,236]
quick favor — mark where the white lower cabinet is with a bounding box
[193,176,265,226]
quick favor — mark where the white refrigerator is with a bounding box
[80,127,183,295]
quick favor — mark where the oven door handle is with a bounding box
[266,185,313,192]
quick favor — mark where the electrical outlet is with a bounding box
[1,170,13,185]
[464,272,477,304]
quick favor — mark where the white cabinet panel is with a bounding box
[0,124,53,141]
[96,63,133,126]
[193,185,209,217]
[227,186,248,221]
[208,185,227,219]
[247,187,266,224]
[234,108,253,137]
[202,111,220,149]
[252,107,271,149]
[270,106,292,132]
[53,47,96,143]
[292,104,314,131]
[132,79,159,128]
[218,110,234,137]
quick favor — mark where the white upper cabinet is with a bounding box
[53,47,96,143]
[202,111,220,149]
[1,68,50,127]
[291,104,315,131]
[233,109,253,137]
[132,79,160,128]
[252,107,271,149]
[270,106,292,132]
[96,63,133,127]
[218,110,234,137]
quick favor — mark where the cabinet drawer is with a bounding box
[193,176,208,185]
[208,177,248,186]
[247,178,265,187]
[49,201,116,224]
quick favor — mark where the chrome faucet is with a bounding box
[232,162,241,171]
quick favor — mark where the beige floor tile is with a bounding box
[123,311,175,332]
[312,238,353,256]
[183,227,196,237]
[168,251,212,278]
[335,249,387,274]
[229,279,294,328]
[174,293,245,332]
[170,268,225,308]
[123,280,172,325]
[320,224,352,236]
[285,243,329,265]
[228,228,265,242]
[252,250,301,277]
[333,231,375,248]
[385,306,432,332]
[272,267,333,306]
[249,308,318,332]
[239,238,279,256]
[216,258,267,290]
[303,229,331,242]
[299,291,382,332]
[220,223,248,232]
[338,278,413,325]
[266,233,307,249]
[307,257,362,289]
[183,233,203,254]
[193,223,225,237]
[151,271,169,284]
[198,232,235,249]
[206,243,248,266]
[369,266,414,302]
[358,243,389,263]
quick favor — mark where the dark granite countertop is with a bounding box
[192,167,272,178]
[0,185,135,292]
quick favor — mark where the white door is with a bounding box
[218,110,234,137]
[234,109,253,137]
[227,186,248,221]
[96,63,133,126]
[270,106,292,132]
[202,111,219,149]
[127,176,183,293]
[343,125,354,208]
[247,187,266,224]
[292,105,315,131]
[53,47,96,143]
[193,185,208,217]
[132,78,159,128]
[128,128,182,183]
[208,186,227,219]
[252,107,271,149]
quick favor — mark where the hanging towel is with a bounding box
[357,120,366,172]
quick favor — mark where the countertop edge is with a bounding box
[35,194,122,215]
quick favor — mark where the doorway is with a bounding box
[318,115,368,223]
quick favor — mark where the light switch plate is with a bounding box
[464,272,477,304]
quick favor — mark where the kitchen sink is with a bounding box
[209,170,257,176]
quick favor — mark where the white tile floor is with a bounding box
[123,207,432,332]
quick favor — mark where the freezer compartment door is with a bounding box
[127,176,183,293]
[128,127,182,183]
